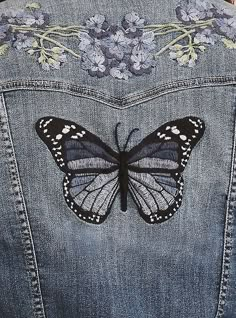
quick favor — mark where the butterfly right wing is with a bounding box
[126,116,205,224]
[128,170,183,223]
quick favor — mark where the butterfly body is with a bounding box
[36,116,205,225]
[118,150,129,211]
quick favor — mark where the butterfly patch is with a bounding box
[35,116,205,224]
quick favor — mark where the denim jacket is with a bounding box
[0,0,236,317]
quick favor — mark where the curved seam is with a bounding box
[0,93,46,318]
[215,99,236,318]
[0,76,236,109]
[125,82,236,109]
[122,75,236,103]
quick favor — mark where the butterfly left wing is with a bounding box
[126,116,205,224]
[63,170,119,223]
[35,116,120,224]
[35,116,119,173]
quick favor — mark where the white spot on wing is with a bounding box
[56,134,63,140]
[171,128,180,135]
[180,135,187,141]
[62,128,70,134]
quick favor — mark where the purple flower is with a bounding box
[131,31,156,54]
[176,6,201,23]
[102,30,132,59]
[23,10,49,27]
[81,51,109,77]
[215,17,236,40]
[85,14,109,38]
[110,61,132,80]
[194,28,219,45]
[2,9,25,24]
[78,32,102,54]
[176,0,214,23]
[211,5,233,19]
[0,24,8,41]
[12,33,35,50]
[195,0,214,14]
[1,8,49,27]
[122,11,145,35]
[130,51,156,75]
[0,21,15,44]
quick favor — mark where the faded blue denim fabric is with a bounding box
[0,0,236,317]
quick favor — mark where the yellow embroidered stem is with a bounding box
[143,22,183,28]
[10,25,82,38]
[153,22,213,36]
[195,18,215,24]
[34,34,81,58]
[155,29,195,57]
[49,31,80,37]
[10,25,45,33]
[144,19,214,30]
[146,19,214,36]
[48,25,87,30]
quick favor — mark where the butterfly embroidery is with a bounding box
[35,116,205,224]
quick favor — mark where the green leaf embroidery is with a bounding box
[198,45,206,52]
[51,47,64,54]
[25,2,41,9]
[27,49,35,55]
[178,54,190,65]
[32,40,39,48]
[0,44,9,56]
[38,54,46,64]
[222,38,236,49]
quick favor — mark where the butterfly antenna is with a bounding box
[115,122,121,152]
[123,127,139,151]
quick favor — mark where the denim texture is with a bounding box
[0,0,236,317]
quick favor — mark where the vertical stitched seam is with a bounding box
[0,93,46,318]
[215,100,236,318]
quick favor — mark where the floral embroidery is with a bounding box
[0,0,236,79]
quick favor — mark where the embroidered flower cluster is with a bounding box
[172,0,236,66]
[0,0,235,79]
[79,12,157,79]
